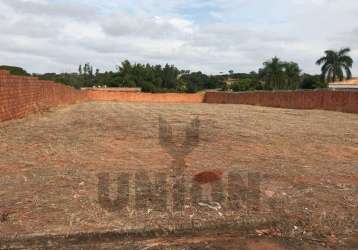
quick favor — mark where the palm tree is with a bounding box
[259,57,286,89]
[284,62,301,89]
[316,48,353,83]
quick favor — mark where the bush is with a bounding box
[300,77,316,89]
[141,82,156,93]
[300,75,327,89]
[152,88,178,93]
[221,83,229,91]
[185,82,198,93]
[231,78,261,92]
[0,65,30,76]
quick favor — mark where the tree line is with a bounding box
[29,61,226,93]
[0,47,353,93]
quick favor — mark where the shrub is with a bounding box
[300,75,327,89]
[185,82,198,93]
[0,65,30,76]
[231,78,261,92]
[141,82,156,93]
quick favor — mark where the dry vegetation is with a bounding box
[0,102,357,249]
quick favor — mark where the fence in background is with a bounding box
[86,89,205,103]
[1,69,358,123]
[0,70,87,122]
[205,90,358,114]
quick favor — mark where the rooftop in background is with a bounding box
[329,77,358,90]
[81,87,141,92]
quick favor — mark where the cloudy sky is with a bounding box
[1,0,358,75]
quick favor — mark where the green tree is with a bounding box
[141,82,156,92]
[259,57,286,90]
[0,65,30,76]
[162,64,179,90]
[316,48,353,83]
[231,79,250,92]
[78,65,82,75]
[284,62,301,89]
[300,74,327,89]
[259,58,301,90]
[231,78,263,92]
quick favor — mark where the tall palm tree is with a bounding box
[284,62,301,89]
[316,48,353,83]
[259,57,286,89]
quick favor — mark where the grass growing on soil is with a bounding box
[0,102,357,249]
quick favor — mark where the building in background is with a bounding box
[329,78,358,91]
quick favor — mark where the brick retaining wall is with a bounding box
[87,89,205,103]
[205,91,358,114]
[1,68,358,123]
[0,70,87,122]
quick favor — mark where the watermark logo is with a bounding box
[97,117,261,213]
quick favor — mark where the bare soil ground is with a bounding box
[0,102,357,249]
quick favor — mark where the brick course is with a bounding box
[205,91,358,114]
[1,68,358,123]
[0,70,88,122]
[87,89,205,103]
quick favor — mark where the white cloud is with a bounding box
[100,11,194,40]
[0,0,357,75]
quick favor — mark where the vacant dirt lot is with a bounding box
[0,102,357,249]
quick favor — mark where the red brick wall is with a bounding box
[0,70,88,122]
[2,68,358,123]
[87,89,205,103]
[205,91,358,113]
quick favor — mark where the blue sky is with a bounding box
[0,0,357,74]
